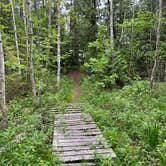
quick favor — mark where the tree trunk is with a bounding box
[57,0,61,89]
[27,0,37,103]
[119,4,126,49]
[0,32,8,129]
[10,0,21,74]
[109,0,114,50]
[90,0,97,42]
[150,0,162,89]
[46,0,52,69]
[22,0,29,65]
[34,0,41,52]
[129,2,135,76]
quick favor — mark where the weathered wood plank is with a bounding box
[55,118,92,123]
[54,131,102,137]
[54,145,109,152]
[54,135,103,140]
[66,108,82,110]
[55,122,96,127]
[53,140,108,147]
[61,152,116,162]
[57,149,111,156]
[57,137,105,143]
[55,113,92,119]
[53,103,116,164]
[54,129,101,136]
[55,123,96,128]
[53,111,82,114]
[55,129,101,135]
[55,118,93,123]
[55,113,82,116]
[56,124,97,130]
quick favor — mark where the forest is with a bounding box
[0,0,166,165]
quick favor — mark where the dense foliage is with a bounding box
[0,76,73,165]
[0,0,166,165]
[81,77,166,165]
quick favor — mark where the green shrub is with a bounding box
[144,122,159,148]
[0,76,73,165]
[81,77,166,165]
[6,73,29,101]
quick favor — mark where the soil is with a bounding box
[70,70,84,102]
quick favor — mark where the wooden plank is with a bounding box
[55,118,93,123]
[57,137,104,143]
[55,135,102,140]
[56,129,101,135]
[53,128,59,148]
[53,140,108,147]
[66,108,82,110]
[55,113,83,116]
[53,111,82,114]
[61,152,115,162]
[55,113,92,118]
[55,122,96,127]
[54,131,102,137]
[53,104,116,164]
[55,120,94,124]
[55,123,96,127]
[68,111,82,113]
[57,124,97,130]
[54,128,100,133]
[57,149,111,156]
[55,116,92,121]
[54,145,109,152]
[62,154,94,162]
[55,115,92,119]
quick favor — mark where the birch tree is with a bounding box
[46,0,52,68]
[48,0,52,44]
[129,1,135,75]
[0,32,8,129]
[10,0,21,74]
[27,0,37,102]
[22,0,29,59]
[57,0,61,89]
[150,0,162,89]
[108,0,114,50]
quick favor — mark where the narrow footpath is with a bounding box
[70,70,83,102]
[52,71,116,165]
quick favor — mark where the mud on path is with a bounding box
[70,70,84,102]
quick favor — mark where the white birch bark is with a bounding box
[46,0,52,68]
[150,0,162,89]
[109,0,114,50]
[10,0,21,74]
[22,0,29,59]
[0,32,8,129]
[129,2,135,75]
[27,0,37,102]
[57,0,61,89]
[119,7,126,49]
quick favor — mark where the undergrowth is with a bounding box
[80,76,166,165]
[0,75,73,165]
[1,74,165,165]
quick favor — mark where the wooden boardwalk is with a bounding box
[53,104,116,165]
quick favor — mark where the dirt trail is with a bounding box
[70,70,83,102]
